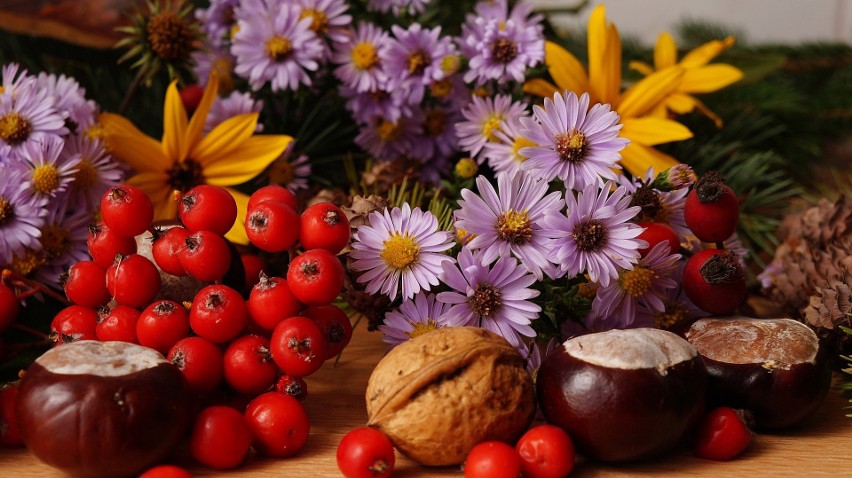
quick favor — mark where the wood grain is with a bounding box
[0,322,849,477]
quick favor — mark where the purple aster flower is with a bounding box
[342,85,411,125]
[619,168,690,241]
[0,165,48,262]
[33,202,91,285]
[196,0,239,49]
[412,103,462,162]
[193,43,237,91]
[379,292,465,347]
[354,113,422,162]
[350,203,455,301]
[296,0,352,46]
[0,81,68,152]
[204,90,265,133]
[520,337,559,376]
[455,171,562,280]
[367,0,433,16]
[412,154,452,188]
[541,181,645,287]
[482,115,536,176]
[460,2,544,85]
[758,261,783,290]
[1,63,34,96]
[267,142,311,192]
[428,74,471,109]
[36,72,97,135]
[232,1,324,92]
[332,22,390,93]
[63,135,124,210]
[383,24,455,104]
[13,136,79,199]
[469,0,543,25]
[586,241,681,330]
[437,247,541,349]
[520,91,628,191]
[455,94,528,159]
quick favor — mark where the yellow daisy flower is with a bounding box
[629,33,743,127]
[523,5,697,177]
[99,72,292,244]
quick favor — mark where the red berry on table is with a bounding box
[337,427,395,478]
[95,305,140,344]
[61,261,110,308]
[245,200,300,253]
[270,316,327,378]
[179,185,238,236]
[151,226,189,277]
[302,304,353,360]
[87,223,137,269]
[100,185,154,238]
[189,405,253,470]
[139,464,192,478]
[684,171,739,243]
[275,374,308,401]
[464,441,522,478]
[137,300,190,355]
[299,202,351,254]
[637,221,681,256]
[682,248,746,315]
[248,184,298,212]
[179,230,232,282]
[168,336,224,395]
[287,248,345,306]
[0,283,19,334]
[0,383,23,447]
[247,273,303,332]
[223,335,279,396]
[515,424,575,478]
[241,253,266,290]
[244,391,310,458]
[189,284,247,344]
[106,254,161,308]
[695,407,753,461]
[50,305,99,346]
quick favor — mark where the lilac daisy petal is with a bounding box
[379,292,466,347]
[33,202,92,285]
[0,164,48,261]
[455,94,529,160]
[350,203,455,301]
[14,136,80,199]
[297,0,352,46]
[354,113,423,162]
[196,0,239,49]
[437,247,541,350]
[36,72,98,135]
[619,167,690,241]
[367,0,433,16]
[382,23,455,104]
[520,91,628,191]
[205,90,265,133]
[0,81,68,151]
[332,22,390,93]
[542,181,645,287]
[63,135,124,210]
[268,142,311,192]
[481,115,537,176]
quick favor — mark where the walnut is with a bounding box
[365,327,536,466]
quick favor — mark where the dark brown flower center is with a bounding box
[166,158,203,193]
[146,11,194,62]
[492,38,518,63]
[424,110,446,137]
[0,196,13,226]
[496,209,532,244]
[470,283,501,318]
[572,219,607,252]
[40,224,70,260]
[0,112,32,145]
[554,131,588,163]
[630,185,663,222]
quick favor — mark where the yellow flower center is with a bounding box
[380,233,420,270]
[146,11,194,62]
[430,79,452,98]
[572,219,607,252]
[496,209,532,245]
[0,112,32,145]
[655,304,689,329]
[455,158,477,179]
[482,115,502,142]
[408,319,438,339]
[268,159,295,185]
[407,50,431,76]
[377,120,401,142]
[424,110,446,137]
[470,283,501,317]
[300,8,329,33]
[491,38,518,64]
[0,196,12,226]
[40,224,70,260]
[618,266,658,298]
[351,42,379,70]
[9,249,45,277]
[513,136,535,161]
[85,123,108,143]
[576,282,599,300]
[32,165,61,195]
[167,158,204,193]
[554,131,588,163]
[72,161,98,191]
[266,35,293,62]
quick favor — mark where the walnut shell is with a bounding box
[366,327,535,466]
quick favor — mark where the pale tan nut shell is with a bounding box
[365,326,535,466]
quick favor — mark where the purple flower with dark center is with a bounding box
[367,0,433,16]
[350,203,455,301]
[455,94,528,159]
[455,171,562,280]
[520,91,627,191]
[379,292,465,347]
[482,115,536,175]
[33,202,91,285]
[12,136,79,199]
[0,164,47,262]
[192,43,236,91]
[586,241,681,329]
[196,0,239,48]
[63,135,124,210]
[383,23,455,104]
[541,181,645,287]
[232,1,324,92]
[36,72,97,135]
[437,247,541,349]
[619,168,690,241]
[297,0,352,46]
[354,113,423,162]
[332,22,389,93]
[267,141,311,192]
[204,90,265,133]
[342,85,412,125]
[0,81,68,152]
[412,103,462,162]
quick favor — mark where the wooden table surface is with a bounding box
[1,321,850,477]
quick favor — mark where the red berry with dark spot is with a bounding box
[106,254,161,308]
[695,407,753,461]
[137,300,190,355]
[168,336,224,395]
[241,253,266,290]
[245,200,300,253]
[287,248,344,306]
[247,273,303,332]
[270,316,327,378]
[96,305,140,343]
[682,248,746,315]
[189,284,247,344]
[151,226,189,277]
[87,223,137,269]
[179,230,232,282]
[684,171,739,243]
[62,261,110,308]
[179,185,238,236]
[100,185,154,238]
[223,335,278,396]
[303,304,352,360]
[248,185,298,212]
[50,305,99,346]
[637,222,680,256]
[299,202,351,254]
[275,374,308,401]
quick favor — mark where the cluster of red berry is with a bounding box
[7,182,355,473]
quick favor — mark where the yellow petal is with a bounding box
[654,32,677,69]
[223,187,250,245]
[203,135,292,186]
[184,71,220,159]
[619,142,680,178]
[680,36,736,69]
[522,78,560,99]
[162,81,187,163]
[600,24,622,106]
[193,113,259,164]
[664,93,697,114]
[621,117,693,146]
[99,113,169,172]
[126,172,176,222]
[688,95,725,128]
[679,64,743,93]
[587,5,615,104]
[628,60,654,76]
[543,41,589,96]
[618,66,684,119]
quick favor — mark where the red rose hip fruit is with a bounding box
[684,171,739,243]
[537,328,707,462]
[694,406,752,461]
[682,248,746,315]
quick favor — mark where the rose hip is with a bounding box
[87,223,137,269]
[106,254,161,308]
[151,226,189,277]
[168,336,224,395]
[270,317,327,378]
[189,285,247,344]
[244,391,310,458]
[96,305,140,343]
[137,300,190,355]
[223,335,279,396]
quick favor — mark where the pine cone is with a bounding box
[800,196,852,246]
[305,187,349,207]
[804,277,851,331]
[362,158,419,194]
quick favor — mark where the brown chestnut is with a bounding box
[684,316,832,430]
[16,340,192,478]
[537,328,707,462]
